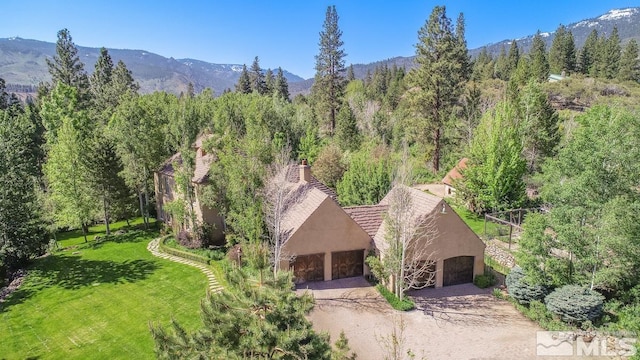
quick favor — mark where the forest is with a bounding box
[1,4,640,358]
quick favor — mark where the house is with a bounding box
[154,134,226,245]
[548,73,566,82]
[278,163,372,282]
[346,185,485,288]
[442,158,468,197]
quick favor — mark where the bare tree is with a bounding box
[371,149,438,300]
[376,315,423,360]
[263,146,309,277]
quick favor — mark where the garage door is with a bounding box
[331,250,364,280]
[443,256,474,286]
[291,253,324,282]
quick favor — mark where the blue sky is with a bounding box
[2,1,639,79]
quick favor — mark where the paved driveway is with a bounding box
[298,278,541,360]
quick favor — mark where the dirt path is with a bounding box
[301,278,541,360]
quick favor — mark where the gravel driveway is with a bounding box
[298,277,541,360]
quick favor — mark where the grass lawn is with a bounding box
[449,203,498,237]
[0,220,208,359]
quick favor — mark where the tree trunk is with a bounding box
[103,189,110,236]
[138,190,146,228]
[433,127,441,172]
[82,223,88,243]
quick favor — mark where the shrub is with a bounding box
[376,284,415,311]
[177,230,203,249]
[492,287,506,299]
[474,273,496,288]
[544,285,605,324]
[505,266,549,304]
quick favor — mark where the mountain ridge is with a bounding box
[1,7,638,96]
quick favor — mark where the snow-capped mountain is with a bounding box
[472,7,640,57]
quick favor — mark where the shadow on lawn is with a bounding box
[0,255,159,313]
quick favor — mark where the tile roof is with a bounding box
[343,204,389,238]
[442,158,469,186]
[156,134,214,184]
[280,185,328,243]
[285,165,338,202]
[373,185,444,251]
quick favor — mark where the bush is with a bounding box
[505,266,549,304]
[376,284,415,311]
[492,287,506,299]
[474,273,496,288]
[513,299,568,331]
[177,229,203,249]
[545,285,605,324]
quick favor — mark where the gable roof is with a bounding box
[442,158,469,186]
[285,165,338,202]
[156,134,214,184]
[373,185,444,250]
[280,184,329,244]
[343,204,389,238]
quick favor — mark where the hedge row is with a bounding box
[376,284,415,311]
[158,236,211,265]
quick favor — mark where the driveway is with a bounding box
[298,278,541,360]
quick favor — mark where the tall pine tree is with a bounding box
[46,28,90,108]
[249,56,267,94]
[529,31,550,82]
[274,67,290,100]
[618,39,640,82]
[311,5,346,135]
[407,5,469,172]
[235,64,252,94]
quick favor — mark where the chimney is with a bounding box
[299,159,311,183]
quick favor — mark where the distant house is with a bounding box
[154,134,226,245]
[279,163,372,282]
[548,74,566,82]
[442,158,468,197]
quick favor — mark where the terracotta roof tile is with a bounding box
[442,158,469,186]
[343,205,389,238]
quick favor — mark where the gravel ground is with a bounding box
[298,278,542,360]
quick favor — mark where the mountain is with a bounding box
[343,7,640,82]
[471,7,640,57]
[2,7,639,97]
[0,37,304,96]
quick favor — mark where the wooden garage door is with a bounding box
[443,256,474,286]
[291,253,324,282]
[331,250,364,280]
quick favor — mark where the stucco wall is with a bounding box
[428,201,485,287]
[281,197,372,281]
[194,186,225,245]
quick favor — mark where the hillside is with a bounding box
[1,7,639,97]
[0,37,304,96]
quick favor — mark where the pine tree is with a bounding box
[346,64,355,81]
[112,60,139,95]
[603,27,621,79]
[235,64,251,94]
[529,31,550,82]
[578,29,599,75]
[494,45,510,80]
[549,25,576,75]
[46,28,90,107]
[311,5,346,135]
[264,68,274,95]
[90,47,116,116]
[336,103,360,151]
[274,67,290,100]
[249,56,267,94]
[407,5,468,172]
[507,40,521,77]
[618,39,640,82]
[0,109,49,273]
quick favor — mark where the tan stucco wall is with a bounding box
[281,197,372,281]
[428,201,485,287]
[154,172,225,244]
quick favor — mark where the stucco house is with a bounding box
[442,158,468,197]
[279,163,372,282]
[154,134,226,245]
[343,185,485,288]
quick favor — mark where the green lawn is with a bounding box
[0,220,208,359]
[449,203,497,237]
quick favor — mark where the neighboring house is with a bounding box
[369,186,485,288]
[154,134,226,245]
[442,158,468,197]
[279,163,372,282]
[548,73,566,82]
